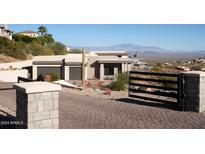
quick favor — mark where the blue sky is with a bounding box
[9,24,205,51]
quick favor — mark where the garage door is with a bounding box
[37,67,62,79]
[69,67,82,80]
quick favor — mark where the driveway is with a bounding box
[1,82,205,129]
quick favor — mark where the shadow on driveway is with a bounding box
[115,98,179,111]
[0,110,17,129]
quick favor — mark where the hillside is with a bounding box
[0,54,19,63]
[0,26,66,60]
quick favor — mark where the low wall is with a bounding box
[0,69,28,82]
[0,60,33,69]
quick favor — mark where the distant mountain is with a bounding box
[70,43,204,54]
[71,43,167,53]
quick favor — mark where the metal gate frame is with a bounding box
[128,71,184,110]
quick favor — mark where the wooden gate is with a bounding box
[128,71,184,110]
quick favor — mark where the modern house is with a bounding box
[0,25,13,40]
[32,51,134,81]
[17,30,39,37]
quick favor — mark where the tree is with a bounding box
[38,26,47,36]
[70,48,82,53]
[50,42,66,55]
[37,34,54,46]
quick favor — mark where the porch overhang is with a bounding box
[33,61,64,65]
[98,59,134,64]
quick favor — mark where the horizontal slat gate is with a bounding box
[128,71,184,110]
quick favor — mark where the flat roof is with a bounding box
[90,50,127,53]
[90,50,128,55]
[98,58,134,63]
[33,55,66,65]
[33,55,66,62]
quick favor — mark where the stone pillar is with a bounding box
[13,82,62,129]
[182,71,205,112]
[100,63,104,80]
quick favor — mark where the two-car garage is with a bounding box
[36,66,82,80]
[33,56,83,81]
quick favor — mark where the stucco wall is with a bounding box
[0,69,28,82]
[0,60,33,69]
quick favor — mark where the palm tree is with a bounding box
[38,26,47,36]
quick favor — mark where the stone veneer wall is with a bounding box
[16,90,59,129]
[183,71,205,112]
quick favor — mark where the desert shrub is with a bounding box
[29,42,54,56]
[49,42,66,55]
[191,65,202,71]
[47,72,59,81]
[0,40,27,59]
[109,73,128,91]
[151,66,162,72]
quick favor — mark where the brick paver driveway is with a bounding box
[1,82,205,129]
[59,91,205,129]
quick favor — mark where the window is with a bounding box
[104,65,114,75]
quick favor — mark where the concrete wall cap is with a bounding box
[182,71,205,76]
[13,82,62,94]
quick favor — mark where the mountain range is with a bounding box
[70,43,205,53]
[71,43,166,53]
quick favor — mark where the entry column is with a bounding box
[182,71,205,112]
[13,82,62,129]
[100,63,104,80]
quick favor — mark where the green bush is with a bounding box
[47,72,59,81]
[109,73,128,91]
[13,34,36,43]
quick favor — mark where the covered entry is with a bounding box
[37,66,63,79]
[69,67,82,80]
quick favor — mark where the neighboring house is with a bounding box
[66,47,71,52]
[32,51,134,81]
[0,25,13,40]
[17,30,39,37]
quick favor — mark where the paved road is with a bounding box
[1,82,205,129]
